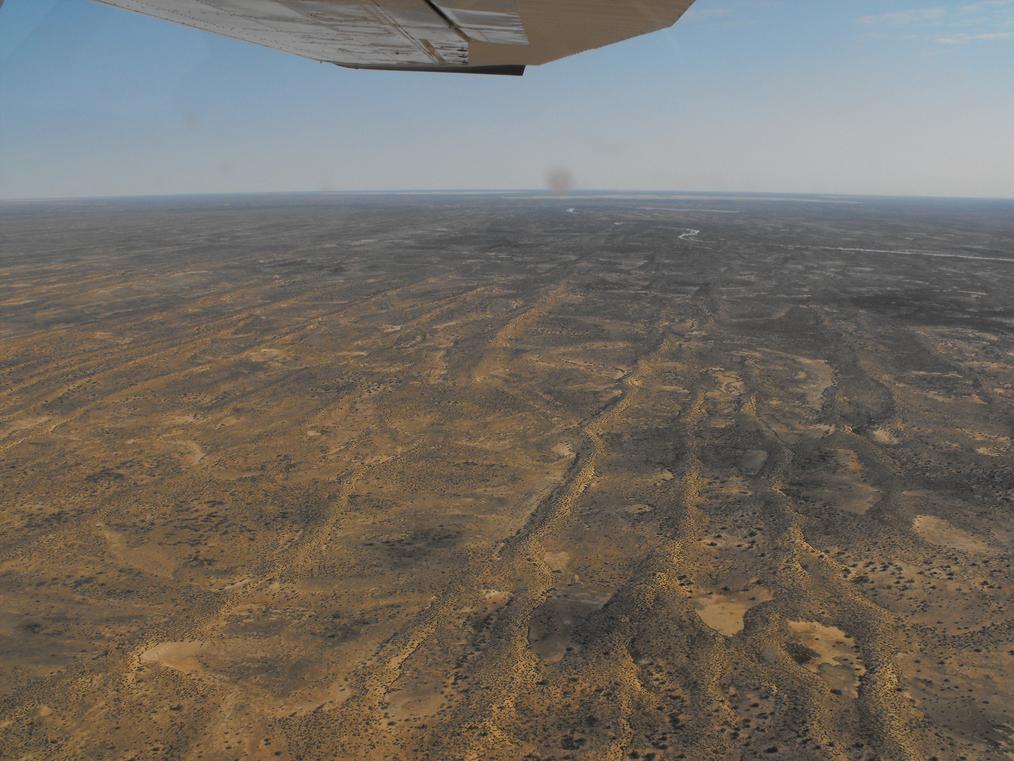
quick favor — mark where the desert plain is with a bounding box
[0,193,1012,760]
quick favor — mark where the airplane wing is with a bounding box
[95,0,696,75]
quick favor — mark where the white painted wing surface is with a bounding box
[94,0,696,74]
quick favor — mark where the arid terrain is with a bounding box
[0,193,1012,760]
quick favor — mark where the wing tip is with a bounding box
[338,63,526,76]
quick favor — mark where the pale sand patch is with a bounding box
[655,384,690,394]
[139,641,207,675]
[174,439,205,466]
[872,427,899,445]
[220,576,254,593]
[245,347,289,362]
[829,449,878,515]
[975,446,1005,457]
[787,621,865,699]
[693,587,773,637]
[963,429,1012,457]
[481,589,511,608]
[913,515,992,554]
[796,357,834,409]
[710,370,745,396]
[552,442,575,458]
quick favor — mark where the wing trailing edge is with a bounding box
[96,0,696,74]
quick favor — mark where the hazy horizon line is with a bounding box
[2,188,1014,205]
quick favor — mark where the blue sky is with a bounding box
[2,0,1013,199]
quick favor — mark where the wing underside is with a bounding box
[96,0,695,74]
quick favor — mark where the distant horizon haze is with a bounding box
[3,189,1014,205]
